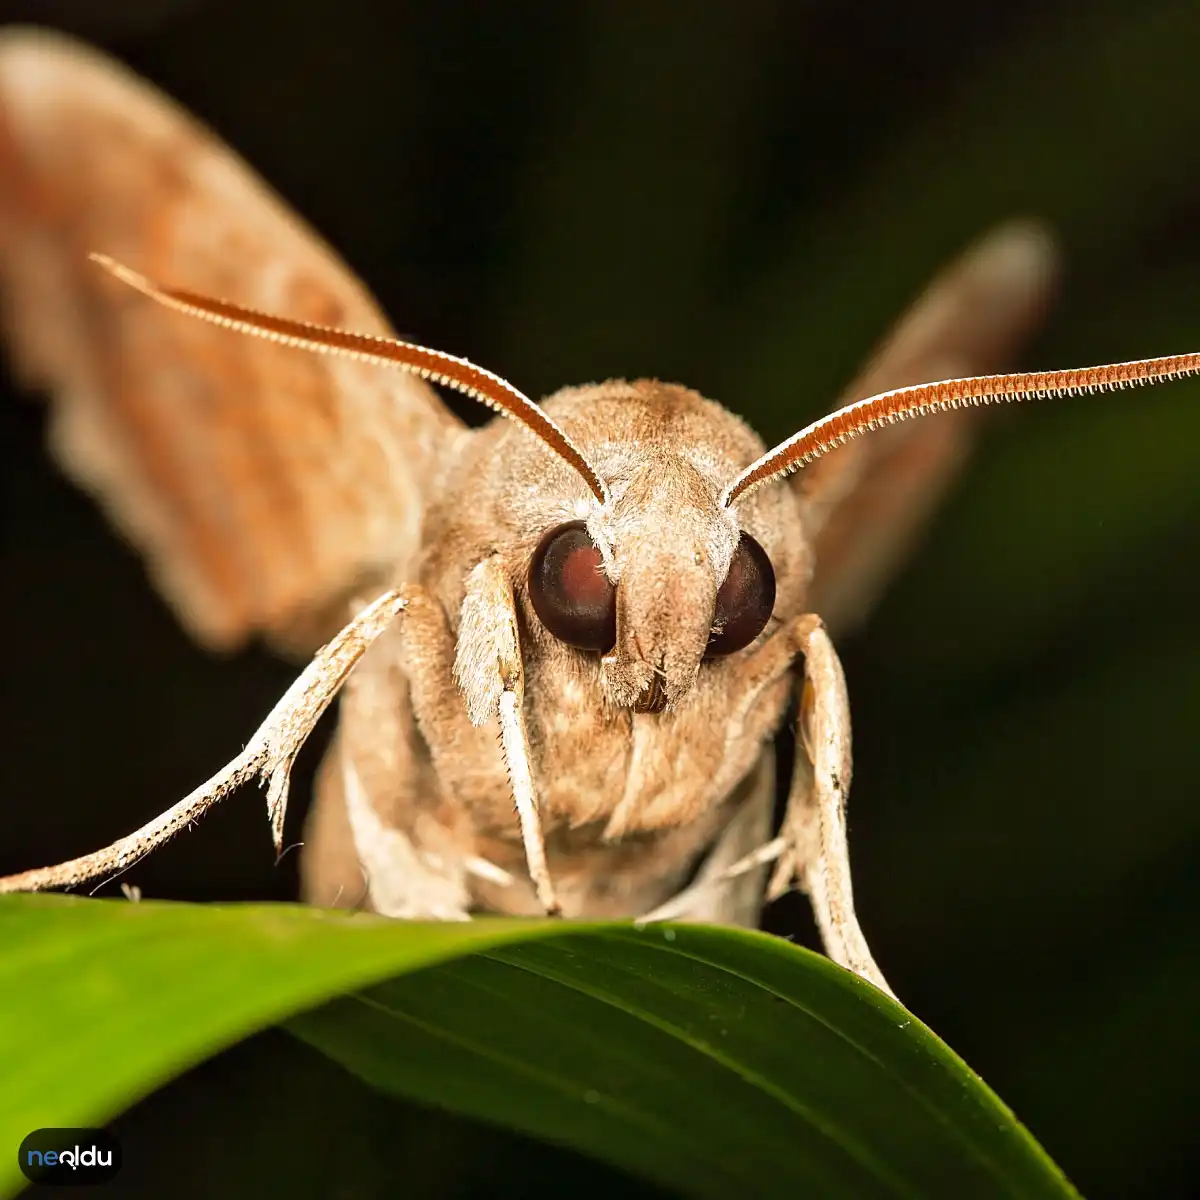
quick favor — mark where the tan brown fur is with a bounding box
[305,383,809,917]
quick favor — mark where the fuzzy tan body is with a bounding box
[303,382,809,918]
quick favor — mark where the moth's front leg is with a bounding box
[642,614,893,998]
[449,556,560,916]
[768,617,893,998]
[2,590,411,898]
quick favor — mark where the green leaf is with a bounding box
[0,895,1077,1199]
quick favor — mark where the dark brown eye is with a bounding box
[528,521,616,651]
[706,532,775,657]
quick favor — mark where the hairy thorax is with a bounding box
[322,381,810,918]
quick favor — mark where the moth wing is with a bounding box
[800,221,1059,633]
[0,29,461,652]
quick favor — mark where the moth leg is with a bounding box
[0,590,408,895]
[644,614,893,996]
[498,690,559,916]
[770,616,894,997]
[455,556,561,916]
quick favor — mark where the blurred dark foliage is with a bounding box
[1,1,1198,1197]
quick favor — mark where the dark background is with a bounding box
[1,1,1198,1196]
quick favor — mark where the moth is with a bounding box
[0,31,1196,1000]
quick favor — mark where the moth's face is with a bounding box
[505,385,808,713]
[520,452,772,711]
[420,380,809,714]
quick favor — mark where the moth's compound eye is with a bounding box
[706,532,776,658]
[528,521,616,652]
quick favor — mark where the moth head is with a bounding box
[523,419,781,711]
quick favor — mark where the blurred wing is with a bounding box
[0,29,460,652]
[800,220,1059,632]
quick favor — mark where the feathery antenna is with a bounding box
[723,353,1200,507]
[90,254,610,505]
